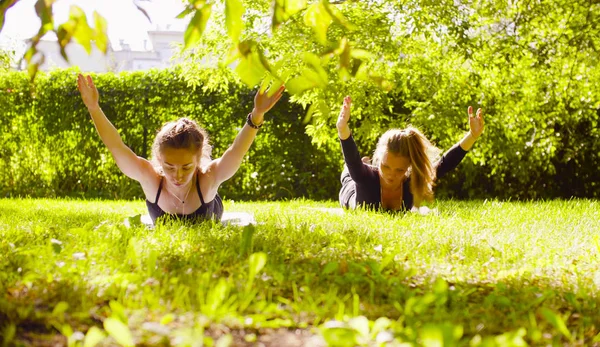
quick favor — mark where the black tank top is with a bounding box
[145,171,224,224]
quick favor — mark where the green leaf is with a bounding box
[350,49,373,60]
[321,324,358,347]
[69,5,94,54]
[57,20,76,61]
[225,0,244,43]
[83,327,106,347]
[321,0,355,30]
[239,224,255,257]
[371,317,391,336]
[420,323,463,347]
[93,11,109,53]
[540,308,573,341]
[124,214,142,228]
[52,301,69,316]
[160,314,175,325]
[104,318,134,347]
[272,0,307,28]
[27,62,40,80]
[302,52,328,83]
[286,67,327,95]
[303,1,332,45]
[248,252,267,279]
[322,261,339,275]
[284,0,307,15]
[2,323,16,346]
[176,6,195,19]
[184,4,212,50]
[34,0,54,32]
[348,316,370,337]
[51,238,63,254]
[109,301,128,324]
[207,278,230,313]
[235,51,267,88]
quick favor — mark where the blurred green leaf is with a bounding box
[93,11,109,53]
[160,313,175,325]
[104,317,134,347]
[52,301,69,316]
[34,0,54,32]
[273,0,307,28]
[109,301,128,324]
[540,308,573,341]
[2,324,16,347]
[303,0,332,45]
[184,4,212,50]
[83,327,106,347]
[225,0,244,43]
[239,224,255,257]
[248,252,267,279]
[235,50,267,88]
[51,238,63,254]
[69,6,94,54]
[348,316,369,337]
[321,323,358,347]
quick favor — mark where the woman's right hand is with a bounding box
[77,74,100,110]
[336,96,352,140]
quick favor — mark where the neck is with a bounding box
[380,178,404,192]
[169,176,195,196]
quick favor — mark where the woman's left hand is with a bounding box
[468,106,485,139]
[252,85,286,124]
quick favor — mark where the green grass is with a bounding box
[1,198,599,346]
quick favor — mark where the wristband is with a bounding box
[247,113,263,129]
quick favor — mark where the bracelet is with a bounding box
[247,113,263,129]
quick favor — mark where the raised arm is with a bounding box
[337,96,371,182]
[436,106,485,178]
[210,85,285,185]
[77,74,154,183]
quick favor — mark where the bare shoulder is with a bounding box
[136,158,163,200]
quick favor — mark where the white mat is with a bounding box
[137,212,256,228]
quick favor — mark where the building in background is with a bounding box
[21,25,184,72]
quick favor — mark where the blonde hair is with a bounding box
[372,127,442,206]
[151,118,212,173]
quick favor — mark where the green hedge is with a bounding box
[0,68,598,201]
[0,68,341,201]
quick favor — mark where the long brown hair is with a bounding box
[151,118,212,173]
[372,127,441,206]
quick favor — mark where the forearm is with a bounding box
[459,132,479,151]
[340,135,370,182]
[226,124,259,163]
[87,104,126,149]
[215,112,261,183]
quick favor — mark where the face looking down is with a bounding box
[378,151,410,187]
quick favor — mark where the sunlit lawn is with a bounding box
[1,198,599,346]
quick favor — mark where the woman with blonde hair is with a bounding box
[336,96,484,211]
[77,74,284,224]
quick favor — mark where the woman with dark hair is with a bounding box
[336,96,484,211]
